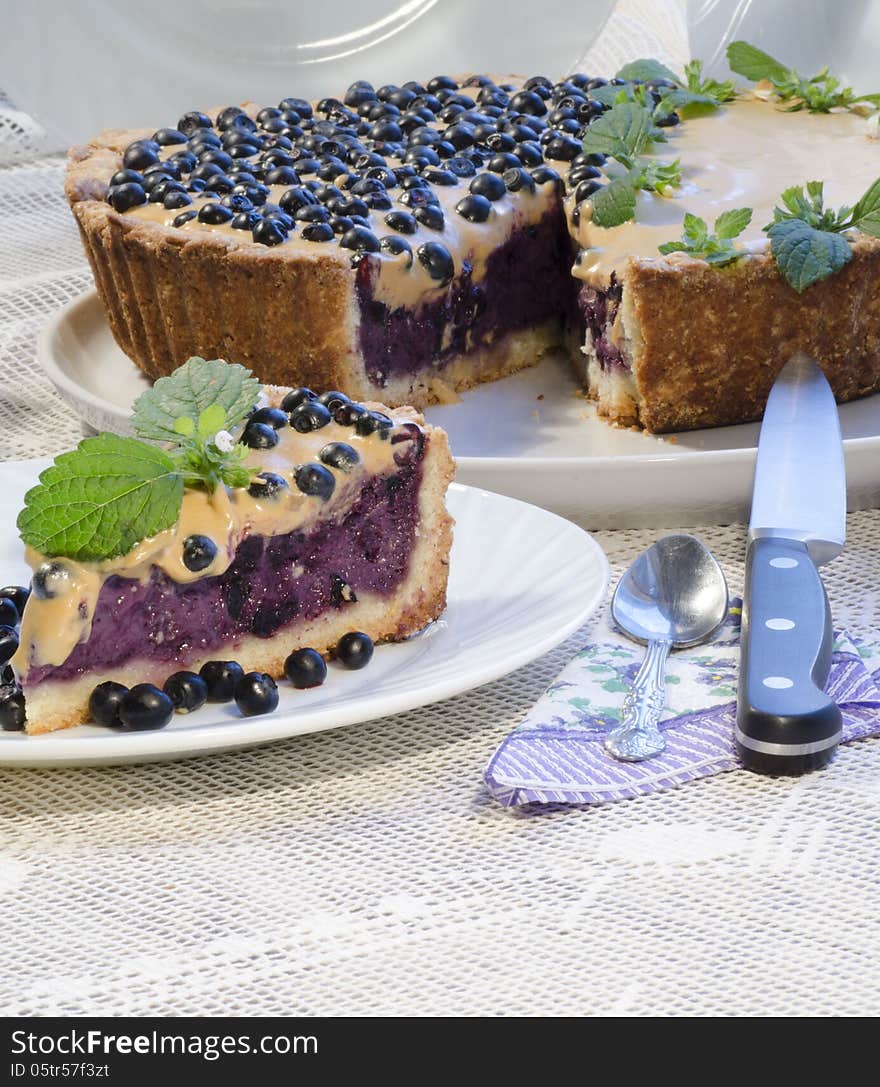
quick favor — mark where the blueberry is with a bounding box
[240,421,280,448]
[336,631,374,670]
[110,168,144,187]
[295,204,330,223]
[177,110,213,136]
[248,471,289,499]
[455,193,492,223]
[252,218,289,246]
[182,534,217,573]
[0,586,29,618]
[234,672,279,717]
[107,182,147,212]
[328,214,353,235]
[290,401,332,433]
[163,190,193,210]
[88,680,129,727]
[261,205,295,229]
[421,167,457,187]
[339,225,380,254]
[118,684,174,731]
[0,688,25,731]
[220,192,254,214]
[446,156,477,178]
[502,167,536,194]
[345,80,377,108]
[280,387,316,412]
[487,152,521,174]
[163,671,209,714]
[0,597,20,629]
[320,442,360,472]
[574,178,602,202]
[277,187,316,215]
[200,148,234,171]
[316,390,351,410]
[0,625,18,664]
[417,241,455,284]
[32,561,71,600]
[379,235,413,266]
[123,140,160,171]
[427,76,458,94]
[199,660,245,702]
[469,173,506,201]
[508,90,547,117]
[486,132,516,153]
[174,210,199,227]
[515,141,544,167]
[191,161,224,182]
[153,127,187,146]
[242,408,283,433]
[355,410,393,437]
[530,165,562,187]
[398,187,439,210]
[229,210,259,231]
[414,203,444,231]
[334,402,368,426]
[198,202,234,225]
[568,164,602,186]
[295,463,336,500]
[299,221,333,242]
[656,111,681,128]
[284,648,327,689]
[384,209,418,235]
[265,165,300,186]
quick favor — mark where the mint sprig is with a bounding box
[581,100,681,227]
[616,57,737,119]
[17,434,183,562]
[727,40,880,113]
[132,356,260,444]
[764,179,880,291]
[658,208,753,265]
[18,358,264,562]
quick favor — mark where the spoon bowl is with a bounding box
[612,534,730,649]
[606,534,729,762]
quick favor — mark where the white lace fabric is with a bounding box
[3,2,880,1018]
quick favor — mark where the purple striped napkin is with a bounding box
[484,600,880,808]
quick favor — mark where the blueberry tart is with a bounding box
[10,359,454,734]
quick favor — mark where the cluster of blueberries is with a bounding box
[234,387,396,508]
[102,72,647,276]
[0,586,29,730]
[85,631,374,731]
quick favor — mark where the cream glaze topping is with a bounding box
[563,96,880,286]
[126,178,559,311]
[13,413,419,673]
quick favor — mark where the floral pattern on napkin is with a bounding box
[485,600,880,809]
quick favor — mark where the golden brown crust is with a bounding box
[23,421,455,735]
[612,240,880,433]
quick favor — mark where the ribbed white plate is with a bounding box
[38,291,880,528]
[0,462,608,766]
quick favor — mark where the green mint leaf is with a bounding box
[657,207,752,267]
[640,158,682,195]
[132,357,260,443]
[851,178,880,237]
[589,176,638,228]
[615,58,680,85]
[197,403,227,440]
[767,218,852,292]
[715,207,753,239]
[726,41,792,84]
[581,100,658,165]
[17,433,183,562]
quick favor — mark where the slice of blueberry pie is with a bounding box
[10,358,454,734]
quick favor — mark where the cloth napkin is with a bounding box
[484,600,880,808]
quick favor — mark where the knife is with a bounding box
[737,353,846,774]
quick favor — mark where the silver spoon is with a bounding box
[605,534,729,762]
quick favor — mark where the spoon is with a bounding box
[605,534,729,762]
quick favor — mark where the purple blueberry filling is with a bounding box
[578,274,629,374]
[355,207,578,385]
[27,450,424,686]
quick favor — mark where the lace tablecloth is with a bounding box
[3,4,880,1019]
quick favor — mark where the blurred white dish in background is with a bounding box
[0,0,615,148]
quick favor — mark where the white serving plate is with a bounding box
[0,464,608,767]
[39,291,880,527]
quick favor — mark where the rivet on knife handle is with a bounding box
[736,537,841,773]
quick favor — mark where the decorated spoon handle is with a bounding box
[605,637,671,762]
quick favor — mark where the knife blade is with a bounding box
[736,353,846,774]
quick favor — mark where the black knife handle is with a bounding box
[737,537,841,774]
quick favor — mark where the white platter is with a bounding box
[39,290,880,527]
[0,462,608,767]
